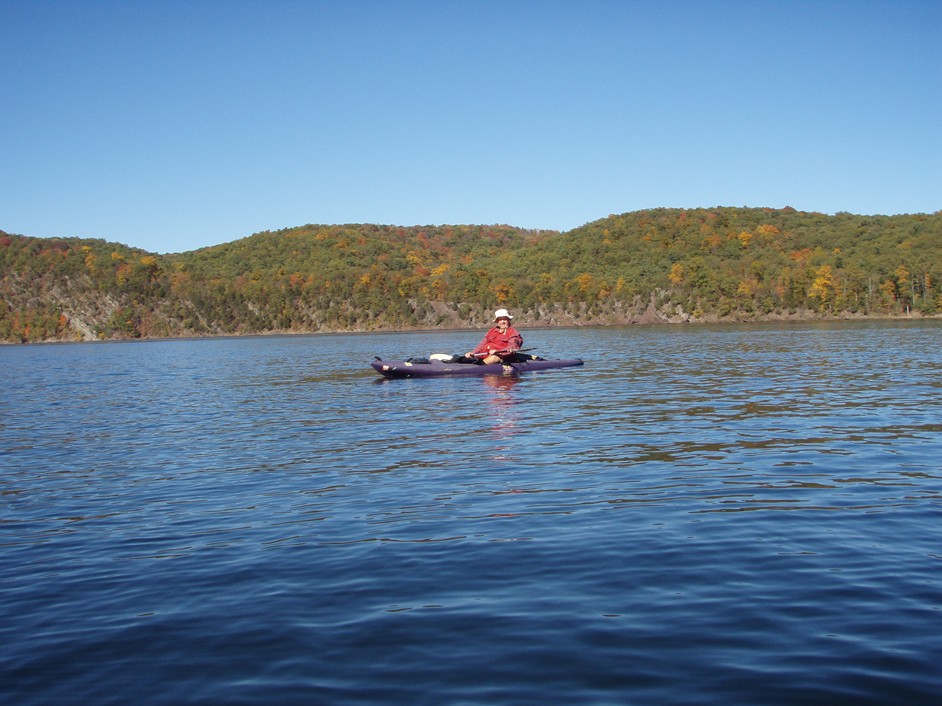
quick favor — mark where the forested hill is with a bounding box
[2,207,940,343]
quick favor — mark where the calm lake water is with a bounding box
[2,321,941,705]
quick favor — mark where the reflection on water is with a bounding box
[482,374,521,445]
[1,322,941,706]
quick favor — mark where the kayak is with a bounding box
[371,355,584,379]
[371,356,584,379]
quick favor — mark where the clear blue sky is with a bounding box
[2,0,939,254]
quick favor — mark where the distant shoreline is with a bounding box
[5,311,939,346]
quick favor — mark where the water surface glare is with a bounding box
[2,322,941,704]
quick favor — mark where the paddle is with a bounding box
[471,347,534,358]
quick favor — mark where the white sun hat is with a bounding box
[494,308,513,320]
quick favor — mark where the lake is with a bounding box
[1,321,940,705]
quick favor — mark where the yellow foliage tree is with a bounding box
[808,264,834,304]
[493,282,513,303]
[737,278,758,296]
[575,273,593,294]
[703,232,722,249]
[895,265,911,293]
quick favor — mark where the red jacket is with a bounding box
[472,326,523,357]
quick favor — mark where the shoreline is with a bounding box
[5,311,940,346]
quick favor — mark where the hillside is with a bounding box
[2,207,940,343]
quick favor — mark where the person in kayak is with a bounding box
[466,309,523,364]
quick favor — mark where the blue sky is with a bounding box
[2,0,939,254]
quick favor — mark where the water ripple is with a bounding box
[2,323,942,705]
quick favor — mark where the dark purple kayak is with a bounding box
[371,355,584,379]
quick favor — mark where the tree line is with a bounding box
[1,207,939,343]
